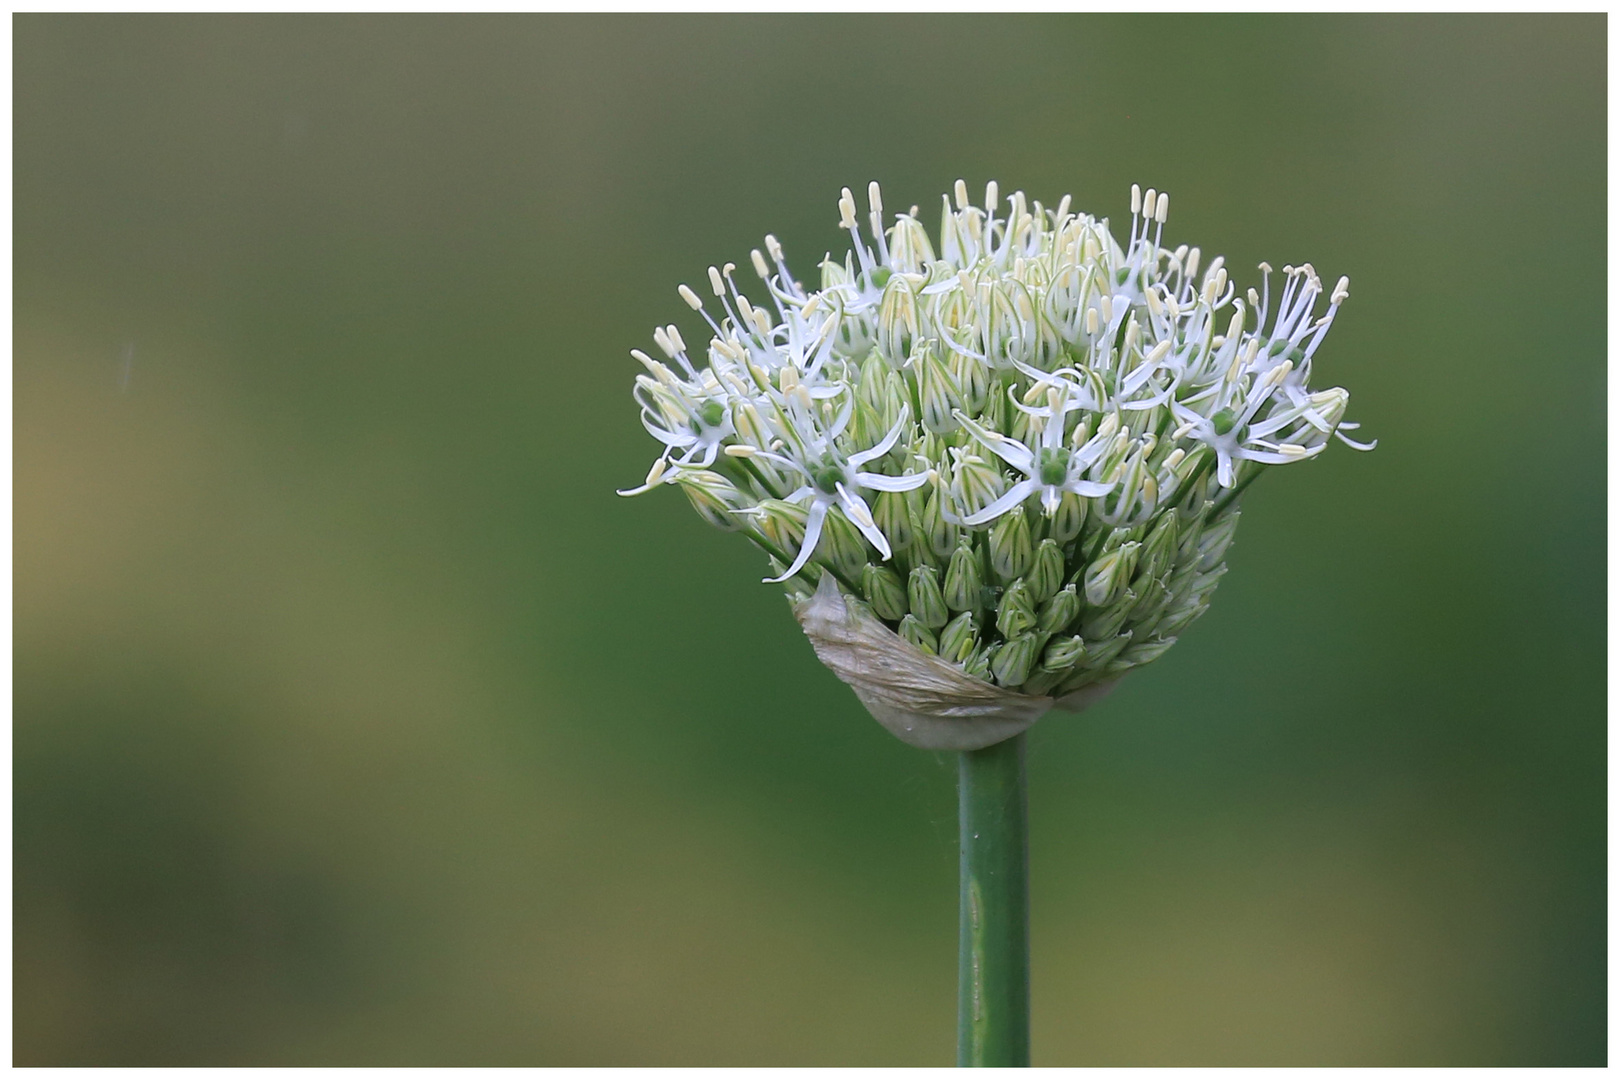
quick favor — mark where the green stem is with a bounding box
[957,733,1031,1067]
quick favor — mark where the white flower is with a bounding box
[620,179,1373,694]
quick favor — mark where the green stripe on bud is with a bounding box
[1082,541,1140,607]
[916,345,963,434]
[1196,510,1241,571]
[991,632,1042,688]
[989,506,1034,582]
[1082,630,1132,669]
[938,611,979,665]
[898,614,938,655]
[1050,490,1087,543]
[675,471,751,532]
[1038,584,1081,634]
[996,578,1038,638]
[912,483,959,560]
[1080,589,1136,641]
[944,540,985,612]
[1042,634,1087,671]
[907,565,950,630]
[1027,538,1065,602]
[872,490,914,552]
[821,506,872,580]
[862,564,908,622]
[1137,511,1180,584]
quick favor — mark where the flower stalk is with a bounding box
[958,733,1031,1067]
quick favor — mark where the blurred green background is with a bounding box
[14,13,1605,1066]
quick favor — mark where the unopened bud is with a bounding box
[913,483,959,559]
[1083,541,1139,606]
[821,505,872,579]
[1137,511,1180,583]
[898,614,938,655]
[862,564,909,622]
[938,611,979,665]
[1196,510,1240,571]
[917,347,963,434]
[1083,630,1132,670]
[1027,538,1065,601]
[1050,490,1087,543]
[871,490,914,552]
[907,565,950,630]
[1079,589,1135,641]
[1038,584,1081,634]
[1042,634,1086,671]
[1116,635,1176,670]
[991,632,1041,688]
[996,578,1038,638]
[989,506,1034,582]
[676,471,750,532]
[944,541,985,612]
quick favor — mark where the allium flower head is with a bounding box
[622,180,1372,708]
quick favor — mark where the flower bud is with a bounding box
[821,505,873,579]
[912,483,959,560]
[1196,510,1241,571]
[1155,599,1208,639]
[1038,584,1081,634]
[917,346,963,434]
[991,632,1041,688]
[950,452,1006,519]
[898,614,938,655]
[944,540,985,612]
[962,649,992,682]
[1082,541,1139,607]
[938,611,979,665]
[989,506,1034,582]
[1079,590,1135,641]
[1050,490,1087,543]
[872,490,914,552]
[1082,630,1132,670]
[996,578,1038,638]
[949,350,991,413]
[862,564,909,622]
[1115,634,1176,671]
[1027,538,1065,602]
[907,565,950,630]
[754,499,807,552]
[1042,634,1087,671]
[1137,511,1180,584]
[675,471,751,532]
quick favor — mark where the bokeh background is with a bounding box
[14,13,1605,1066]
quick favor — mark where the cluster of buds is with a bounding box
[622,181,1372,698]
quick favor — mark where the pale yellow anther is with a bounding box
[779,366,798,392]
[1186,247,1201,281]
[751,309,772,336]
[985,180,998,213]
[1145,289,1164,318]
[1099,295,1113,324]
[708,266,725,296]
[678,284,703,310]
[764,235,784,261]
[1163,448,1185,470]
[1085,307,1099,336]
[1227,307,1246,340]
[1047,387,1062,414]
[954,179,969,211]
[1143,189,1157,220]
[1258,261,1272,274]
[868,181,883,215]
[645,458,667,486]
[667,325,686,352]
[1131,184,1142,215]
[751,249,770,279]
[1332,275,1350,304]
[1145,340,1171,365]
[652,326,673,357]
[724,444,757,458]
[1155,191,1168,224]
[1057,194,1071,220]
[839,188,858,230]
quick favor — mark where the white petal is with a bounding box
[963,479,1038,526]
[764,500,829,583]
